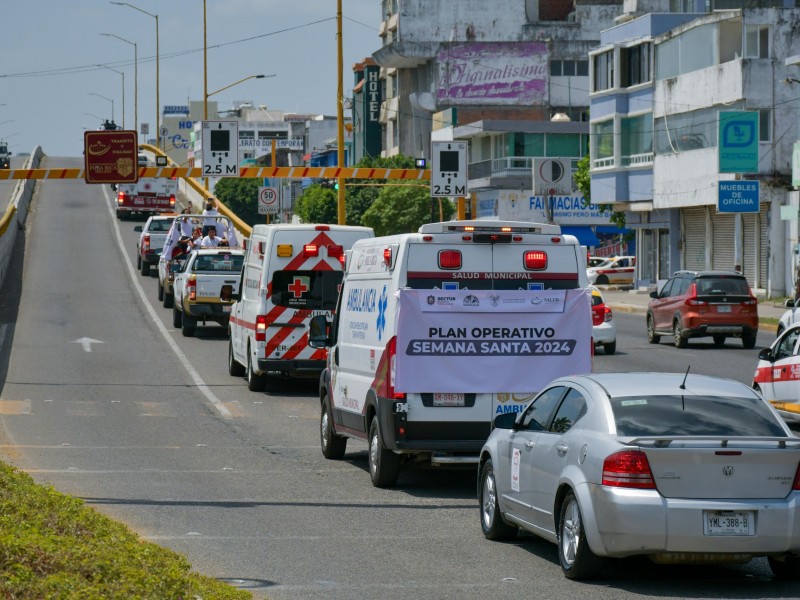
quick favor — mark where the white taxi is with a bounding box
[753,322,800,422]
[590,286,616,355]
[586,255,635,286]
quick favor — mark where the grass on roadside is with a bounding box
[0,461,252,599]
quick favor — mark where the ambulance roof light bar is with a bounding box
[418,220,561,235]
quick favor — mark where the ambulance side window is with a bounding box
[329,282,345,344]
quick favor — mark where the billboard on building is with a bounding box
[437,42,548,105]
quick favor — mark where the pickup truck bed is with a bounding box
[172,248,245,337]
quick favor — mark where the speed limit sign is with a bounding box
[258,186,279,214]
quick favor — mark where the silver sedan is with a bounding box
[478,372,800,580]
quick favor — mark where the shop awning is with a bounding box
[560,226,600,248]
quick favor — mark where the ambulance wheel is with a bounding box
[163,291,173,309]
[172,304,182,328]
[368,415,400,488]
[246,347,266,392]
[141,261,150,276]
[228,339,245,377]
[181,315,196,337]
[157,281,164,301]
[320,394,347,460]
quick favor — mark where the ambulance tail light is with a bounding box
[386,336,405,400]
[438,250,462,270]
[169,195,176,208]
[524,251,548,271]
[384,247,392,266]
[117,192,127,205]
[327,244,343,259]
[315,225,331,231]
[255,315,267,342]
[187,275,197,301]
[303,244,319,257]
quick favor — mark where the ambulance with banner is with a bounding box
[307,220,592,487]
[227,223,374,391]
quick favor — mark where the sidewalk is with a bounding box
[600,287,786,332]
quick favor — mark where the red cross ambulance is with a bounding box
[308,220,591,487]
[227,223,373,391]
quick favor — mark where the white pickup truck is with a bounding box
[134,215,176,276]
[172,248,245,337]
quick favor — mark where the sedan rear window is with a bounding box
[610,394,786,437]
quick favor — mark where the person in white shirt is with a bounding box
[200,227,221,248]
[201,198,220,236]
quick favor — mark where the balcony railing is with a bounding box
[592,157,614,169]
[469,156,583,180]
[621,152,654,167]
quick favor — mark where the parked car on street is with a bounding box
[587,256,606,268]
[753,322,800,423]
[646,270,758,348]
[590,286,616,355]
[478,372,800,580]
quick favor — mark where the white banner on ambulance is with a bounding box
[395,289,591,393]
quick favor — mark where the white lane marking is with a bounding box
[72,337,104,352]
[101,186,232,418]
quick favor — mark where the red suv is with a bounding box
[646,270,759,349]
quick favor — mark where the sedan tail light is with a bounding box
[604,305,613,323]
[602,450,656,489]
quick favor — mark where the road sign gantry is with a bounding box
[0,166,431,181]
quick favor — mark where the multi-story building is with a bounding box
[590,1,800,297]
[370,0,627,244]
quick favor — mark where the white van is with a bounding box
[308,220,591,487]
[228,223,373,391]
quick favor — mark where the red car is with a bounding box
[646,270,758,349]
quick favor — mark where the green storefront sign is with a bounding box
[718,111,759,173]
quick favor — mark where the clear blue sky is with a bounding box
[0,0,380,156]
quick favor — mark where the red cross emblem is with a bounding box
[287,276,309,298]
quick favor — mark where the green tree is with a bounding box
[362,182,454,236]
[345,154,422,225]
[212,178,261,225]
[294,184,338,224]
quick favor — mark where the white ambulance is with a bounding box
[308,220,591,487]
[227,223,373,391]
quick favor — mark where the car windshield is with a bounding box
[192,254,244,272]
[610,394,786,437]
[593,259,614,269]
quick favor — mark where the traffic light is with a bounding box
[103,120,120,130]
[318,179,338,190]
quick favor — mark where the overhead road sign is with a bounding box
[718,180,759,213]
[430,141,467,197]
[83,130,138,184]
[719,111,759,173]
[0,166,431,181]
[202,120,239,177]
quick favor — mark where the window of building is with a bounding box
[551,60,588,77]
[621,43,651,87]
[744,24,769,59]
[593,51,614,91]
[621,114,653,164]
[550,61,562,76]
[655,23,717,80]
[654,104,738,154]
[239,130,255,140]
[577,60,589,76]
[391,120,398,148]
[563,60,576,76]
[512,132,544,157]
[759,109,771,142]
[546,134,581,157]
[592,119,614,165]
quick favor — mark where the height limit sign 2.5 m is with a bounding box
[431,141,467,197]
[201,120,239,177]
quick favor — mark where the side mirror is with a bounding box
[758,348,773,362]
[786,299,796,308]
[649,291,658,299]
[308,314,331,348]
[493,412,518,430]
[133,225,143,232]
[110,184,118,191]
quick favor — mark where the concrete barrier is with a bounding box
[0,147,44,287]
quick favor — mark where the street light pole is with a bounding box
[336,0,346,225]
[97,64,125,129]
[101,33,138,138]
[111,2,159,149]
[89,92,114,124]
